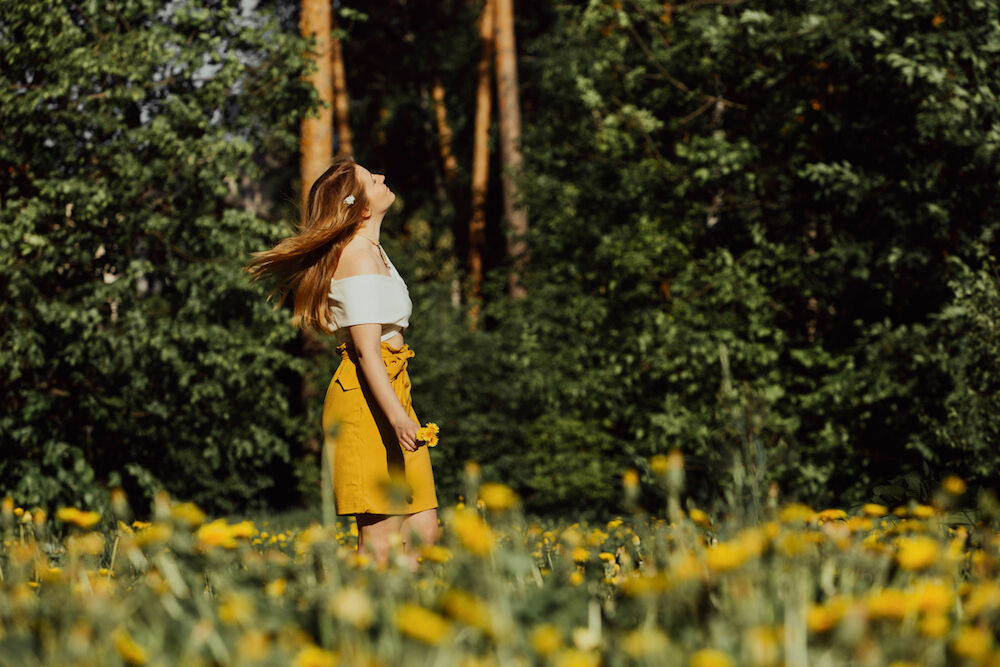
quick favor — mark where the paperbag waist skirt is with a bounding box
[322,339,438,516]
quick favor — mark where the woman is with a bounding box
[245,155,439,571]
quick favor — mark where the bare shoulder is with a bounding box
[333,237,384,280]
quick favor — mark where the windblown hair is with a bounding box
[245,155,369,334]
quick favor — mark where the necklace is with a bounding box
[357,232,390,270]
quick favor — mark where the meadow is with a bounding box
[1,455,998,667]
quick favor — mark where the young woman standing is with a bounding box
[246,155,439,571]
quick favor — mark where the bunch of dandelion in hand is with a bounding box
[416,422,439,447]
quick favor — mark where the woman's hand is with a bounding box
[392,415,420,452]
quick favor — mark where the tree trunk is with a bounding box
[331,11,353,156]
[432,77,458,184]
[494,0,528,299]
[299,0,333,213]
[468,0,495,327]
[299,0,334,517]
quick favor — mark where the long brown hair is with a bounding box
[245,155,369,334]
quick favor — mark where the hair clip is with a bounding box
[343,194,356,206]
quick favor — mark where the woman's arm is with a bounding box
[350,322,419,452]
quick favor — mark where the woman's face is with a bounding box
[355,164,395,216]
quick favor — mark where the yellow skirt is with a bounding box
[322,340,438,516]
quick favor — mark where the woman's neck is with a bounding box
[359,214,385,243]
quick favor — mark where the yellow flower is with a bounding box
[706,541,749,573]
[942,475,966,495]
[419,544,453,563]
[816,508,847,522]
[229,520,255,539]
[649,454,670,475]
[293,645,338,667]
[56,507,101,529]
[396,603,452,645]
[113,628,148,665]
[688,508,712,529]
[572,547,589,563]
[911,504,935,519]
[912,579,953,615]
[531,623,563,657]
[554,648,600,667]
[134,522,172,547]
[965,582,1000,617]
[866,588,912,620]
[920,612,950,638]
[690,649,734,667]
[442,589,493,636]
[811,596,853,633]
[778,503,815,523]
[218,591,255,626]
[478,483,520,511]
[896,536,939,570]
[569,569,584,586]
[416,422,440,447]
[169,502,205,527]
[265,578,287,598]
[329,587,373,629]
[952,626,993,660]
[237,629,271,662]
[623,629,669,658]
[195,518,237,549]
[453,508,495,555]
[66,532,106,557]
[862,503,888,517]
[623,468,640,489]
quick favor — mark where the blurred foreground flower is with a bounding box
[478,482,520,511]
[56,507,101,529]
[396,603,452,645]
[452,508,495,555]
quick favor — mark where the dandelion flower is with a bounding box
[396,603,452,645]
[416,422,439,447]
[531,624,562,657]
[56,507,101,529]
[942,475,966,495]
[896,536,939,570]
[690,649,734,667]
[623,629,669,658]
[478,482,520,511]
[195,518,237,549]
[862,503,888,517]
[293,645,338,667]
[453,508,494,555]
[952,626,993,660]
[170,502,205,527]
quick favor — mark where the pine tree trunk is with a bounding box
[299,0,334,515]
[299,0,333,212]
[331,11,353,156]
[468,0,495,328]
[494,0,528,299]
[432,77,458,183]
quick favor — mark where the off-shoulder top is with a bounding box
[328,248,412,345]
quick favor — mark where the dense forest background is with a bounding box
[3,0,999,521]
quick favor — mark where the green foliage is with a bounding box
[0,0,314,515]
[468,0,1000,513]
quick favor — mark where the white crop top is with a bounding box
[328,249,412,344]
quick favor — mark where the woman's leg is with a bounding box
[400,509,439,570]
[356,513,404,568]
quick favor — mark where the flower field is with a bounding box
[1,458,999,666]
